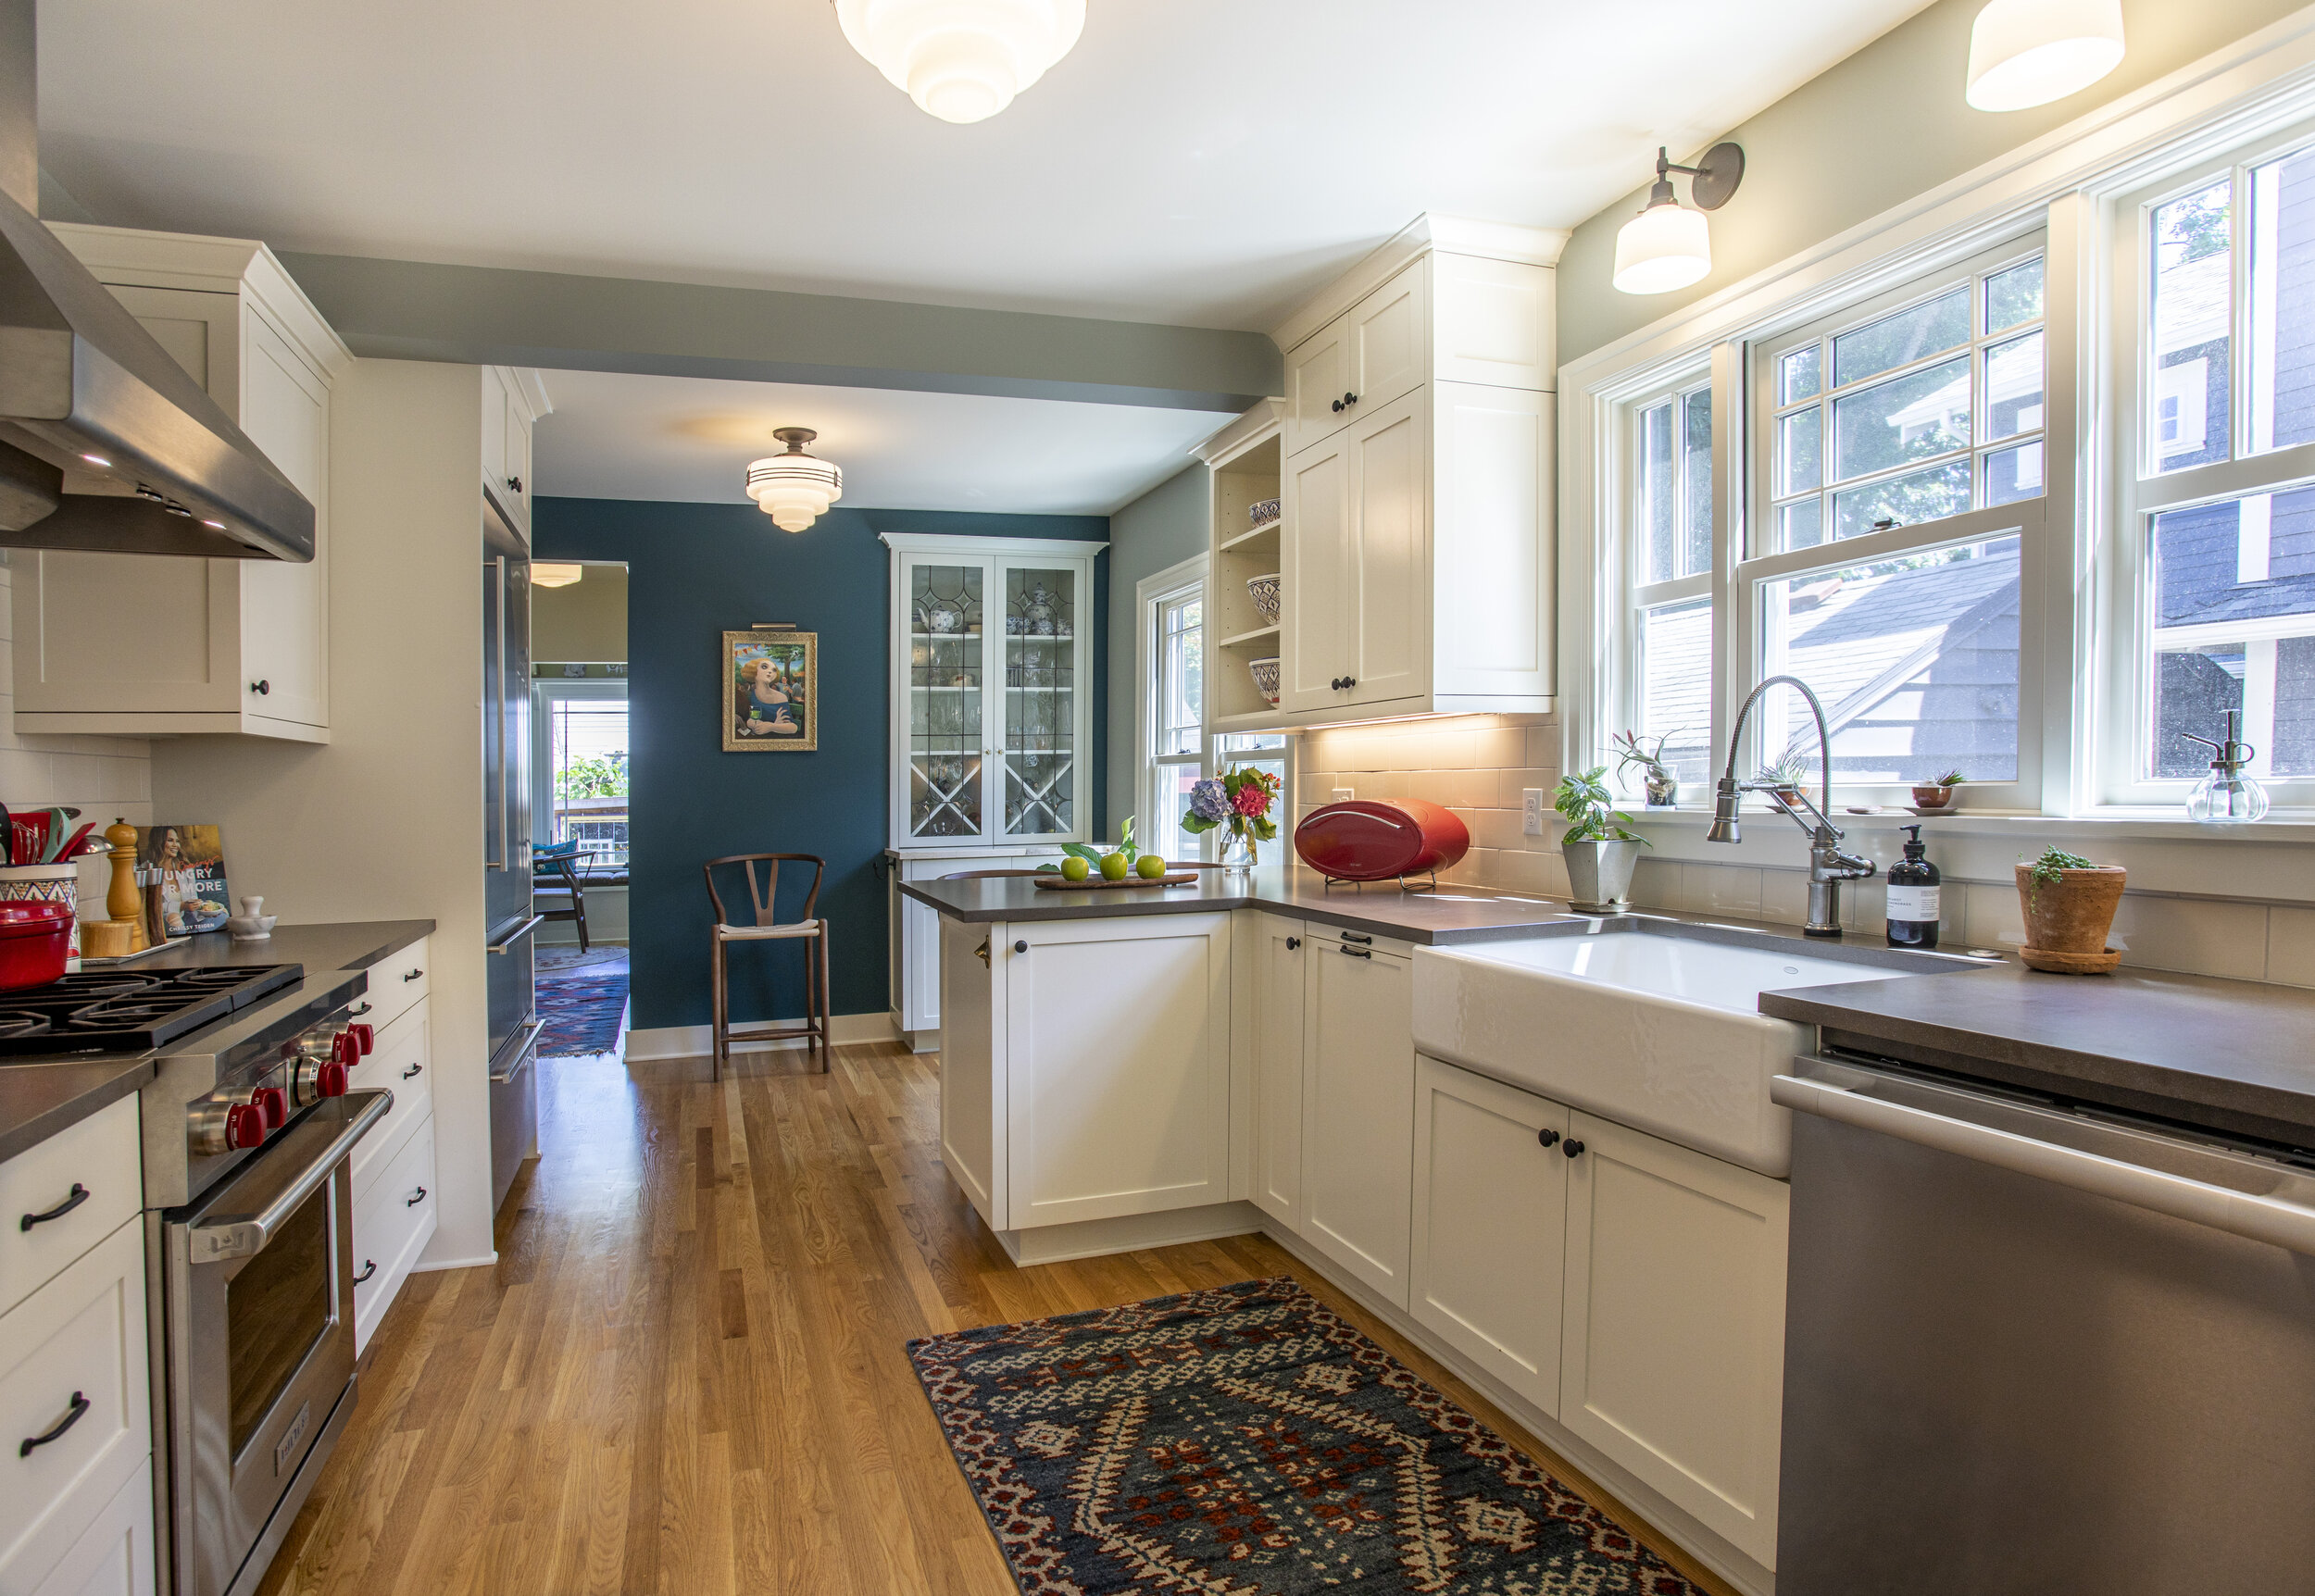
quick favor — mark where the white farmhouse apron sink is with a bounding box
[1413,919,1979,1177]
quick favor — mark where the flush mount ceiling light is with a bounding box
[1966,0,2125,111]
[1612,143,1745,296]
[832,0,1085,124]
[531,564,583,588]
[745,429,844,532]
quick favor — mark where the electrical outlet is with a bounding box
[1332,787,1356,804]
[1522,788,1545,835]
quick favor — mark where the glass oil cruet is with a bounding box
[2182,710,2271,823]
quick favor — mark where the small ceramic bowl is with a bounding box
[1249,656,1281,705]
[1246,573,1282,626]
[1249,497,1280,527]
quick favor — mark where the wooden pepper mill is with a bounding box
[97,817,146,955]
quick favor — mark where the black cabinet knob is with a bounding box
[249,680,269,695]
[1330,398,1344,414]
[507,475,524,494]
[1014,940,1029,954]
[1285,937,1300,950]
[1536,1128,1560,1149]
[1341,392,1357,407]
[1342,677,1356,689]
[1562,1139,1586,1159]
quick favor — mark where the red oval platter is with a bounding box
[1293,798,1470,882]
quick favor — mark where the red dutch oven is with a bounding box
[1294,799,1470,882]
[0,902,73,991]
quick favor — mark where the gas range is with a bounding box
[0,963,303,1057]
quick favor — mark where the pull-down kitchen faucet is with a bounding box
[1706,674,1873,937]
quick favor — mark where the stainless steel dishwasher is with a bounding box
[1771,1053,2315,1595]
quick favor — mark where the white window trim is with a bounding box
[1612,367,1715,803]
[1561,4,2315,832]
[1136,553,1211,857]
[531,677,629,854]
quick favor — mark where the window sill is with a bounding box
[1622,804,2315,843]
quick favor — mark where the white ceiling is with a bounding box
[531,369,1235,513]
[36,0,1934,331]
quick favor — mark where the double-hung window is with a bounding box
[2107,124,2315,805]
[1627,378,1717,791]
[1138,560,1290,859]
[1738,237,2050,807]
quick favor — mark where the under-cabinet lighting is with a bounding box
[1612,143,1744,296]
[1965,0,2125,111]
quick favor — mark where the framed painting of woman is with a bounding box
[724,630,818,751]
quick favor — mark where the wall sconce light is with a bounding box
[531,563,583,588]
[1966,0,2126,111]
[745,428,844,532]
[1612,143,1745,296]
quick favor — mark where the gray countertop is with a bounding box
[897,865,1582,945]
[0,919,435,1167]
[1760,962,2315,1149]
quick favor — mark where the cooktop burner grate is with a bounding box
[0,964,303,1056]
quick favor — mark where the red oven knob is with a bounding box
[347,1023,375,1056]
[223,1103,267,1150]
[251,1086,287,1130]
[332,1030,361,1067]
[315,1060,348,1098]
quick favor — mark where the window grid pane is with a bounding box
[1636,383,1712,585]
[2151,177,2233,473]
[2147,485,2315,779]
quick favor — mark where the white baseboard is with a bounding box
[410,1253,498,1273]
[624,1011,896,1062]
[992,1202,1262,1266]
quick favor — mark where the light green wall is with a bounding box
[1558,0,2312,363]
[1104,461,1211,838]
[532,563,629,662]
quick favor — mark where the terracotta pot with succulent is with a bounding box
[1613,729,1683,808]
[2014,847,2127,974]
[1556,767,1649,908]
[1911,769,1966,810]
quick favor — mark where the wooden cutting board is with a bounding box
[1031,871,1201,891]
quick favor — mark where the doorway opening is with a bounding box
[531,561,630,1058]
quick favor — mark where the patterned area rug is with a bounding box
[535,949,628,1056]
[908,1277,1702,1595]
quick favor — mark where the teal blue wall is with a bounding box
[535,498,1108,1031]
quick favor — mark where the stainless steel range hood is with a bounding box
[0,0,314,562]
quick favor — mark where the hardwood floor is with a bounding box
[255,1040,1737,1596]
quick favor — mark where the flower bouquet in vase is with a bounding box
[1184,766,1283,876]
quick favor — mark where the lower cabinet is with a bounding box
[1248,916,1308,1229]
[24,1460,154,1596]
[1300,935,1416,1307]
[346,992,438,1354]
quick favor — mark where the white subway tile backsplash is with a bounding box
[2267,907,2315,988]
[1684,863,1764,919]
[2106,894,2271,980]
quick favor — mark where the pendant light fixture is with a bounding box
[832,0,1084,124]
[1612,143,1745,296]
[745,429,843,533]
[1965,0,2125,111]
[530,563,583,588]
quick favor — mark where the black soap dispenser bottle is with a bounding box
[1885,825,1941,949]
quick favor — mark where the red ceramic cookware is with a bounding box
[1294,799,1470,882]
[0,902,74,991]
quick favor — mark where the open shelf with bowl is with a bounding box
[1201,402,1287,720]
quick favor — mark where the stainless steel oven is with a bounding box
[159,1088,389,1596]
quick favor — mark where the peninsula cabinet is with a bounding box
[1408,1054,1790,1569]
[16,225,352,741]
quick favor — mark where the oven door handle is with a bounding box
[184,1090,393,1264]
[487,916,544,954]
[490,1019,544,1085]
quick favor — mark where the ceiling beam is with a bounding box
[274,252,1279,414]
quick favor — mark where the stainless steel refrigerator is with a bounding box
[483,512,541,1214]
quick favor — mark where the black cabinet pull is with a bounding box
[20,1392,89,1457]
[1562,1139,1586,1159]
[20,1182,90,1231]
[404,969,423,982]
[1285,937,1300,951]
[1013,940,1029,954]
[350,1002,372,1016]
[407,1186,428,1207]
[401,1064,423,1080]
[1537,1128,1561,1149]
[249,680,269,695]
[1339,931,1371,944]
[353,1259,378,1285]
[1340,945,1372,959]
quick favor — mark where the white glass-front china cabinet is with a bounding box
[882,532,1106,1047]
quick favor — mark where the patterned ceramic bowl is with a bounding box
[1249,497,1280,527]
[1246,573,1282,625]
[1249,656,1281,705]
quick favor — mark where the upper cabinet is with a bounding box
[1204,216,1565,731]
[15,226,353,740]
[482,365,545,544]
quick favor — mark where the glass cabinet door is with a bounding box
[1000,564,1079,838]
[907,560,989,841]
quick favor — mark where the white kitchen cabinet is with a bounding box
[881,533,1107,850]
[937,915,1004,1226]
[1005,915,1232,1229]
[482,366,544,544]
[886,845,1060,1049]
[1559,1110,1789,1567]
[1248,916,1307,1229]
[1283,255,1429,457]
[1409,1055,1569,1417]
[17,226,352,740]
[344,938,436,1355]
[1299,933,1416,1307]
[23,1459,154,1596]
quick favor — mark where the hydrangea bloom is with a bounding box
[1232,781,1271,817]
[1188,778,1230,823]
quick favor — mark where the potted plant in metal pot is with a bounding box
[2014,847,2127,974]
[1556,767,1649,908]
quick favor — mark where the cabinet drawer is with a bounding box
[0,1097,140,1322]
[19,1457,153,1596]
[0,1218,149,1594]
[351,1116,436,1355]
[347,1003,430,1203]
[350,938,430,1036]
